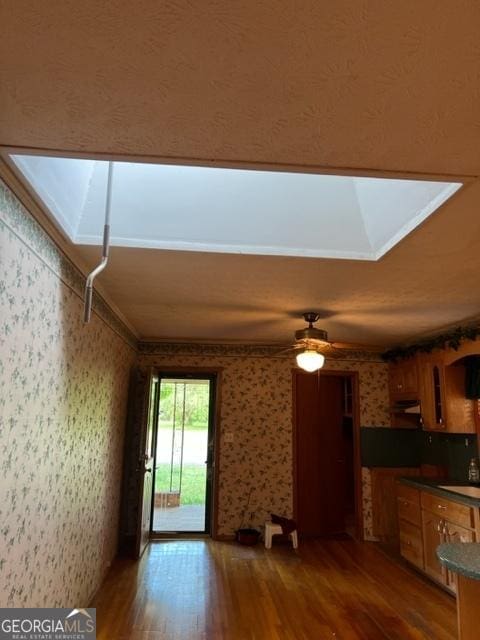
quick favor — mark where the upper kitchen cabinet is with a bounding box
[418,353,447,431]
[418,352,477,433]
[389,357,421,428]
[389,357,419,401]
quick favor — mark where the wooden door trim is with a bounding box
[150,366,223,539]
[292,368,363,540]
[135,367,157,559]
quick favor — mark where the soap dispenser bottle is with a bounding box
[468,458,480,484]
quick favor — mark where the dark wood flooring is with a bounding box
[91,538,456,640]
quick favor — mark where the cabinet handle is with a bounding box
[439,418,443,425]
[437,520,443,533]
[437,505,447,510]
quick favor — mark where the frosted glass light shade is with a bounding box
[296,350,325,372]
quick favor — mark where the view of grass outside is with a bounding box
[154,463,207,505]
[155,380,209,506]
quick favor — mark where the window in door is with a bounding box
[151,374,216,534]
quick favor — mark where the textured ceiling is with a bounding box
[77,178,480,346]
[2,1,480,176]
[2,1,480,345]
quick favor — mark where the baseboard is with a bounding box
[214,533,236,541]
[87,558,114,606]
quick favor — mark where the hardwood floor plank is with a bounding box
[91,539,456,640]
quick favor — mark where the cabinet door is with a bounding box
[422,511,447,585]
[444,522,475,593]
[399,519,424,569]
[444,363,476,434]
[389,363,405,398]
[419,356,447,431]
[403,360,418,395]
[389,358,418,400]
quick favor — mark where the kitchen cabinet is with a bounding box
[399,518,424,569]
[422,510,447,584]
[443,522,475,592]
[396,482,480,594]
[421,489,477,593]
[421,491,475,529]
[397,483,424,570]
[388,357,421,428]
[389,357,419,401]
[418,353,447,431]
[372,468,420,545]
[421,512,475,593]
[418,354,476,433]
[444,362,476,434]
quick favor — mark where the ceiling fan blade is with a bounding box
[322,344,347,359]
[271,343,302,356]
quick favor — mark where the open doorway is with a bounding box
[151,373,217,535]
[293,370,361,539]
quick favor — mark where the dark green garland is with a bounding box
[382,325,480,362]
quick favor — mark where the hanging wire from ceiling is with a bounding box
[83,161,114,323]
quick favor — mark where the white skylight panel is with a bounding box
[9,154,462,261]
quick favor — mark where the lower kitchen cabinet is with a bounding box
[443,522,475,593]
[422,511,447,584]
[397,483,423,570]
[396,482,479,594]
[399,518,424,569]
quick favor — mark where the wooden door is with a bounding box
[295,372,349,537]
[135,373,158,558]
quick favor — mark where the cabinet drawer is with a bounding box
[421,491,474,529]
[397,496,422,526]
[399,519,424,569]
[397,483,421,505]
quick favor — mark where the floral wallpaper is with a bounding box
[137,343,390,539]
[0,180,136,607]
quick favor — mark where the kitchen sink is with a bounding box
[439,485,480,498]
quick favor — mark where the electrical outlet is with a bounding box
[224,431,234,443]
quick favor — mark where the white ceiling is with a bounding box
[2,1,480,347]
[10,154,460,261]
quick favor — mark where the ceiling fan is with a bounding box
[282,312,344,372]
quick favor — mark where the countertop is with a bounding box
[437,543,480,580]
[398,476,480,508]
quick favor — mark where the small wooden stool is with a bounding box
[264,521,298,549]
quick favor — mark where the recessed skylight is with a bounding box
[10,154,462,261]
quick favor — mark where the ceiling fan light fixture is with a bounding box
[296,349,325,372]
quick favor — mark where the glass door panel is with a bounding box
[152,377,213,533]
